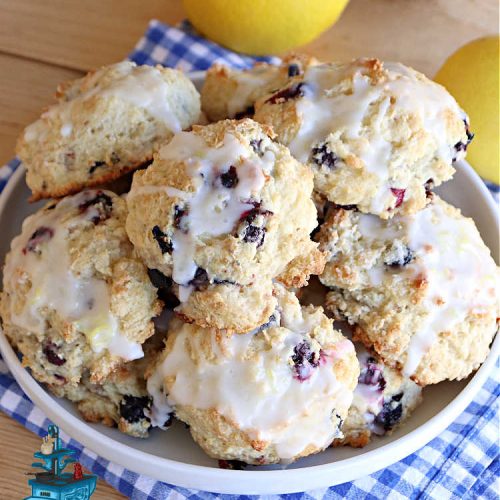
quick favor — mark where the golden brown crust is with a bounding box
[29,159,151,202]
[18,62,201,201]
[175,281,277,334]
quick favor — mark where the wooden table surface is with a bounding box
[0,0,497,498]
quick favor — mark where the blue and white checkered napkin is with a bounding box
[0,19,499,500]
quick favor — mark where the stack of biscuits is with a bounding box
[0,55,497,465]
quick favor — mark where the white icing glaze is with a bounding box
[24,61,181,143]
[145,131,269,288]
[352,349,384,419]
[150,326,351,459]
[148,300,355,459]
[290,61,464,213]
[357,200,498,376]
[146,363,173,429]
[403,202,498,375]
[3,192,143,360]
[227,65,279,117]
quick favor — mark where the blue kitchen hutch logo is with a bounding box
[24,424,97,500]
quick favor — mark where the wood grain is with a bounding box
[0,0,185,71]
[0,0,498,165]
[0,53,81,165]
[0,0,497,75]
[0,412,124,499]
[304,0,498,74]
[0,0,498,497]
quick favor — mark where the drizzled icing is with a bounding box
[147,305,354,460]
[135,131,274,298]
[357,199,499,376]
[289,61,465,213]
[3,192,143,360]
[351,348,386,434]
[24,61,182,142]
[226,66,279,117]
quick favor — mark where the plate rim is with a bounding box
[0,141,498,493]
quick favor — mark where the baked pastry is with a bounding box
[146,286,359,465]
[0,190,162,383]
[317,196,499,385]
[333,343,422,448]
[201,54,318,122]
[20,331,166,438]
[17,61,201,200]
[296,276,422,447]
[126,118,323,332]
[254,58,472,218]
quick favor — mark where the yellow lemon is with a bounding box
[435,36,499,184]
[182,0,349,55]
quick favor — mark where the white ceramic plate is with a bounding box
[0,73,498,494]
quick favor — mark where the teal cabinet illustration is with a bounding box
[24,425,97,500]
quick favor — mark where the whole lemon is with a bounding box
[435,36,499,184]
[182,0,349,55]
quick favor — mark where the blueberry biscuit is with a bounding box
[201,54,319,122]
[254,58,472,218]
[17,61,201,200]
[333,343,422,448]
[146,286,359,465]
[126,118,324,332]
[19,331,166,438]
[317,197,499,384]
[0,190,162,383]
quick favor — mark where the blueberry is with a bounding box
[78,191,113,224]
[291,341,320,381]
[288,63,301,77]
[220,166,239,188]
[385,246,413,268]
[218,460,247,470]
[43,342,66,366]
[234,105,255,119]
[390,188,406,209]
[163,414,173,428]
[452,120,474,160]
[188,267,210,289]
[465,124,474,143]
[239,203,273,247]
[424,178,434,199]
[88,161,106,174]
[152,226,173,254]
[173,205,189,232]
[453,140,467,154]
[375,393,404,430]
[23,227,54,255]
[250,139,264,156]
[335,203,358,211]
[119,395,152,424]
[253,312,280,333]
[261,312,279,329]
[358,357,386,391]
[243,225,266,246]
[265,82,306,104]
[311,143,338,169]
[334,411,344,430]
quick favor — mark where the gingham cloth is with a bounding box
[0,20,499,500]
